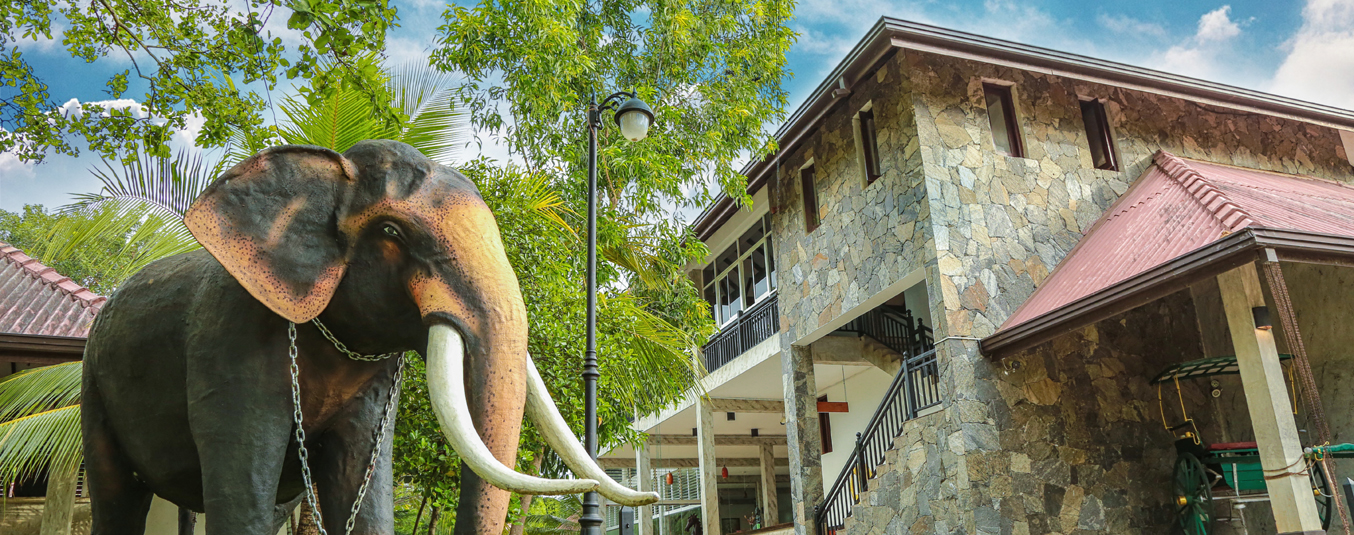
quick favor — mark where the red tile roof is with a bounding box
[0,241,106,338]
[998,151,1354,334]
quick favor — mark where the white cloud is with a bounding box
[1196,6,1242,42]
[1154,5,1249,82]
[1097,13,1168,37]
[1267,0,1354,108]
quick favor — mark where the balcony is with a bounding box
[702,293,779,373]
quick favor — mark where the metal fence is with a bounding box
[702,294,779,372]
[816,307,940,533]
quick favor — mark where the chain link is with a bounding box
[312,318,401,362]
[288,321,404,535]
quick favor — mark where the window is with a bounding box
[1080,98,1118,171]
[983,83,1023,158]
[859,109,882,183]
[818,395,833,454]
[701,214,777,327]
[801,165,820,232]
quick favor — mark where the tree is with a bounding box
[0,204,166,295]
[1,0,400,162]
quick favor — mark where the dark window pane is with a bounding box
[716,243,739,273]
[818,395,833,454]
[701,264,714,287]
[766,237,776,290]
[749,245,769,299]
[704,283,717,323]
[1080,99,1118,171]
[742,256,756,308]
[802,166,820,232]
[984,84,1023,158]
[860,109,882,182]
[720,266,742,321]
[738,218,765,252]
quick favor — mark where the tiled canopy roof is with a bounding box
[997,151,1354,334]
[0,241,106,338]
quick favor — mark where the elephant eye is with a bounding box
[381,223,404,241]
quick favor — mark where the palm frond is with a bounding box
[43,202,200,284]
[600,295,706,413]
[510,170,577,237]
[0,405,83,484]
[0,362,82,422]
[386,60,470,165]
[523,494,582,534]
[276,88,382,152]
[62,149,221,220]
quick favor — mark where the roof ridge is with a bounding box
[1153,151,1257,231]
[0,241,107,309]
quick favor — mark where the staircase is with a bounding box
[816,307,939,534]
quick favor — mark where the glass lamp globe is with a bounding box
[614,97,655,142]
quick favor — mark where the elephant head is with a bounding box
[182,140,656,521]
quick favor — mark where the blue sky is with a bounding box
[3,0,1352,214]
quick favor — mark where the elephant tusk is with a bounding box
[524,354,661,506]
[425,324,599,495]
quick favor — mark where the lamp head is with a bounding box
[614,96,654,141]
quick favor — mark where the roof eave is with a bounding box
[980,228,1354,358]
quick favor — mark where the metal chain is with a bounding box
[288,322,405,535]
[312,318,401,361]
[1262,260,1352,533]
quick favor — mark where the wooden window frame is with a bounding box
[801,164,820,233]
[1079,98,1119,171]
[858,107,882,184]
[982,83,1024,158]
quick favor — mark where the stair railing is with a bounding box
[816,308,940,533]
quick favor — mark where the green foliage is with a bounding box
[0,204,152,295]
[522,494,582,534]
[0,362,83,485]
[0,0,400,163]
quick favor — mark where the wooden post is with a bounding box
[636,441,652,535]
[759,443,779,525]
[696,398,721,535]
[1217,263,1324,534]
[38,465,78,535]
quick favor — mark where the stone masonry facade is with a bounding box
[763,45,1354,534]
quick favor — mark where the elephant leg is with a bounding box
[313,366,398,535]
[83,377,155,535]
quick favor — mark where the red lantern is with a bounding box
[666,472,674,485]
[722,466,729,479]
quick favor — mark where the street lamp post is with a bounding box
[581,91,654,535]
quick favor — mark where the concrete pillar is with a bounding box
[39,465,78,535]
[1217,263,1324,534]
[782,345,823,535]
[636,441,652,535]
[696,398,720,535]
[759,443,779,525]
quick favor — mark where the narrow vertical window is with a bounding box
[983,84,1024,158]
[1080,99,1118,171]
[801,165,820,233]
[859,109,882,183]
[818,395,833,454]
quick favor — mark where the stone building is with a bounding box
[598,17,1354,535]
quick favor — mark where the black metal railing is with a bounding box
[816,308,940,533]
[702,294,779,372]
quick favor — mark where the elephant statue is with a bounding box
[81,140,656,535]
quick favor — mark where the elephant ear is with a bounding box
[185,145,358,323]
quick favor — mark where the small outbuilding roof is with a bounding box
[0,241,106,339]
[983,152,1354,357]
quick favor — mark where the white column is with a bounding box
[1217,263,1323,533]
[759,443,779,525]
[38,465,77,535]
[636,441,652,535]
[696,398,721,535]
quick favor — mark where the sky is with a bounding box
[3,0,1353,216]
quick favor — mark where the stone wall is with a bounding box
[769,50,933,344]
[842,291,1213,535]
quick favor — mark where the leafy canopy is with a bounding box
[0,0,400,162]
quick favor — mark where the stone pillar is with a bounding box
[782,344,823,535]
[39,465,78,535]
[1217,263,1323,534]
[759,443,779,525]
[696,398,721,535]
[636,441,652,535]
